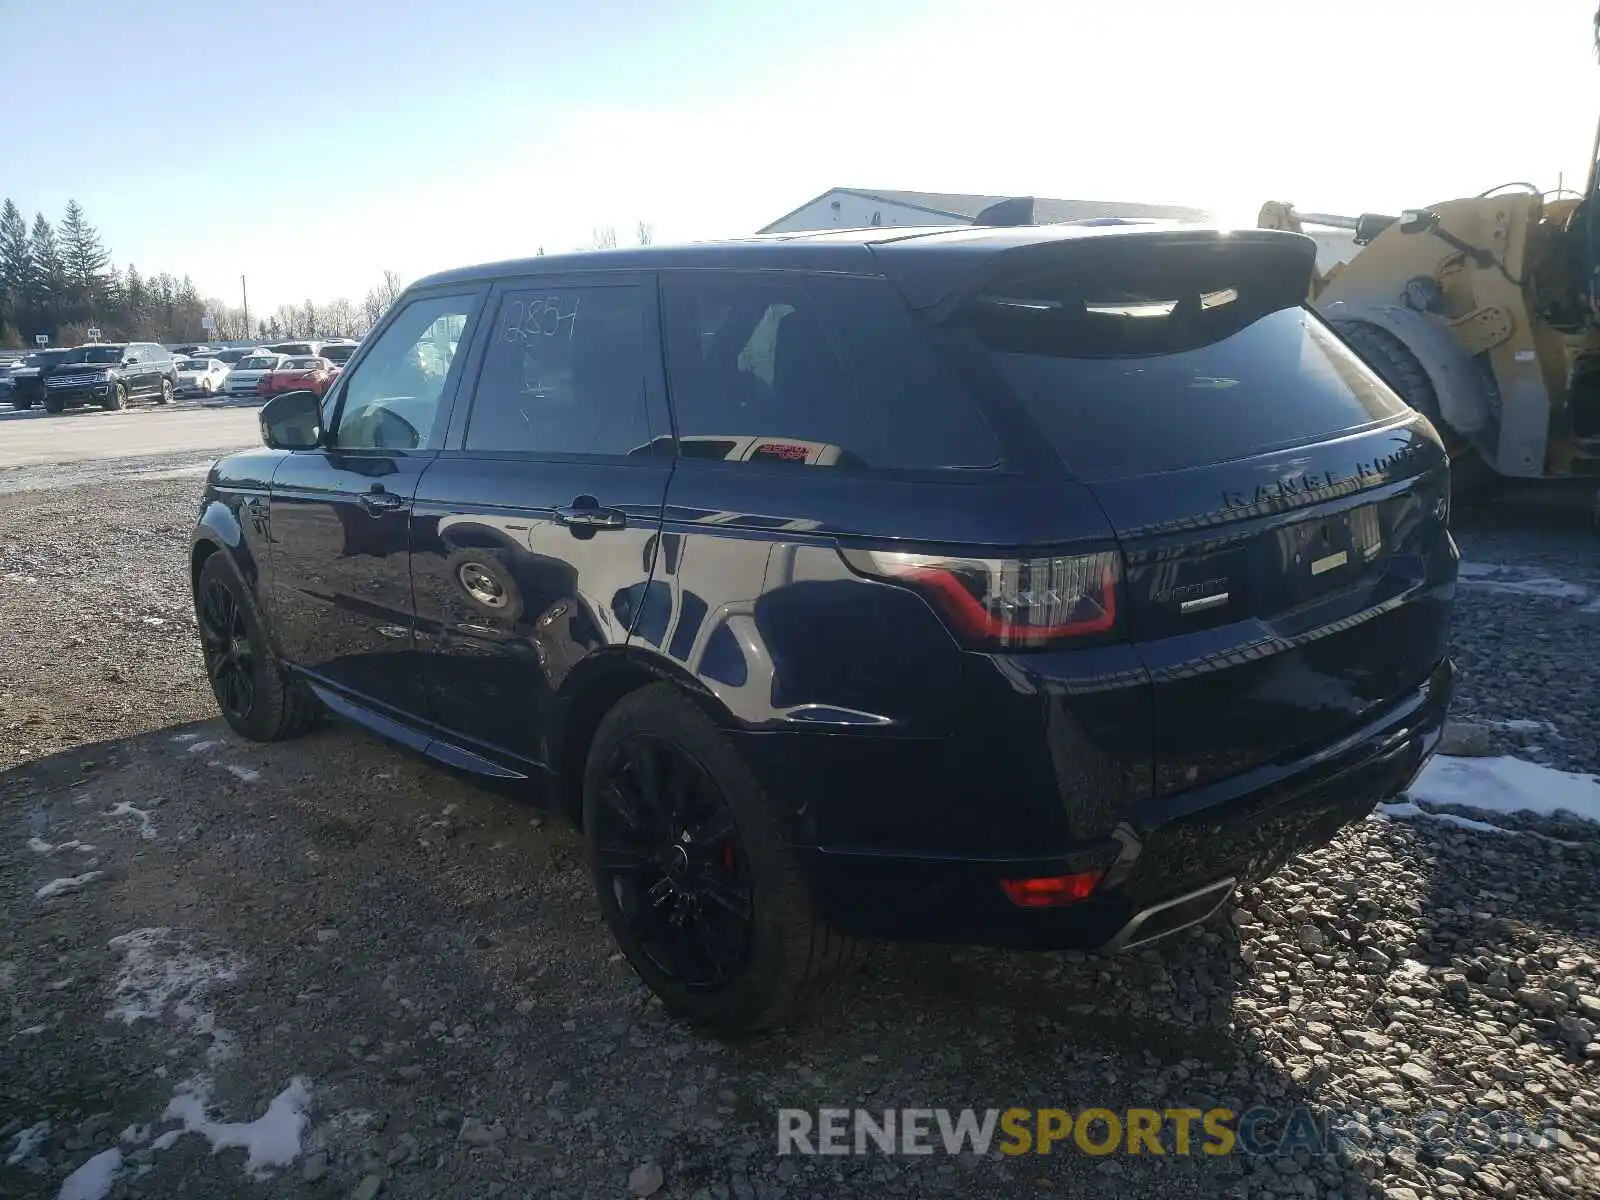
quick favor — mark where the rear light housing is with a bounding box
[1001,870,1105,907]
[841,548,1121,650]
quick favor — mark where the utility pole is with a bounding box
[241,274,250,340]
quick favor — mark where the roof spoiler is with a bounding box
[972,196,1035,226]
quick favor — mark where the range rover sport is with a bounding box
[188,224,1457,1033]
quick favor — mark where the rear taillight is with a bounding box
[1001,870,1104,907]
[841,548,1120,650]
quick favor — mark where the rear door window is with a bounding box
[660,272,1000,471]
[465,283,657,456]
[952,241,1406,479]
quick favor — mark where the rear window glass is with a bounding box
[660,272,1000,471]
[954,242,1407,478]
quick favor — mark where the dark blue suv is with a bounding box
[189,224,1457,1032]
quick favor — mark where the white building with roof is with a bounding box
[759,187,1209,235]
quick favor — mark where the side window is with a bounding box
[660,273,1000,470]
[334,293,476,451]
[465,284,654,456]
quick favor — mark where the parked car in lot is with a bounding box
[265,339,322,358]
[222,352,284,397]
[188,227,1458,1033]
[257,355,338,398]
[320,339,359,367]
[176,356,230,397]
[213,347,266,366]
[3,347,73,409]
[44,342,177,412]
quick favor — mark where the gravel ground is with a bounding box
[1,472,1597,1200]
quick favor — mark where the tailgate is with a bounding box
[1090,424,1454,795]
[937,228,1458,797]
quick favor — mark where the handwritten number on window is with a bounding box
[501,295,581,343]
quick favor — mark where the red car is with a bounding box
[257,355,340,398]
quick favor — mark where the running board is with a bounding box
[306,682,530,781]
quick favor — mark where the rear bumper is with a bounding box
[791,657,1452,951]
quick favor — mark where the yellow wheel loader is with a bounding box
[1259,149,1600,518]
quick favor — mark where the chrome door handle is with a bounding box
[553,505,625,530]
[360,487,403,516]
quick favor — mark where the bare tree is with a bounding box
[636,220,655,247]
[321,297,358,338]
[591,226,618,250]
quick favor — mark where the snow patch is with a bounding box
[186,741,219,754]
[119,1125,151,1145]
[56,1148,122,1200]
[1395,959,1431,978]
[6,1121,49,1165]
[106,802,156,840]
[222,765,260,783]
[28,837,97,856]
[1487,718,1551,734]
[149,1130,182,1151]
[106,928,244,1046]
[170,733,200,744]
[162,1078,312,1179]
[35,872,106,899]
[1456,561,1592,602]
[1409,755,1600,825]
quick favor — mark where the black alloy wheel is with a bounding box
[198,575,256,722]
[590,733,753,990]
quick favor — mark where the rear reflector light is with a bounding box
[842,548,1119,649]
[1001,871,1104,907]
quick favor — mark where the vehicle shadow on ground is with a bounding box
[1,723,1332,1198]
[0,406,52,422]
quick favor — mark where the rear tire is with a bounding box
[103,383,127,411]
[582,683,857,1035]
[195,554,320,742]
[1332,319,1496,506]
[157,378,175,405]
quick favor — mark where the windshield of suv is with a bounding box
[322,344,355,365]
[269,343,313,356]
[64,347,124,364]
[238,356,276,370]
[284,357,323,370]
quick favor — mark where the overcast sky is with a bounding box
[4,0,1595,313]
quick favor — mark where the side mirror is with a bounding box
[260,389,323,450]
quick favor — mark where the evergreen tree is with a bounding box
[30,214,66,327]
[124,264,148,337]
[59,199,110,308]
[0,200,34,329]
